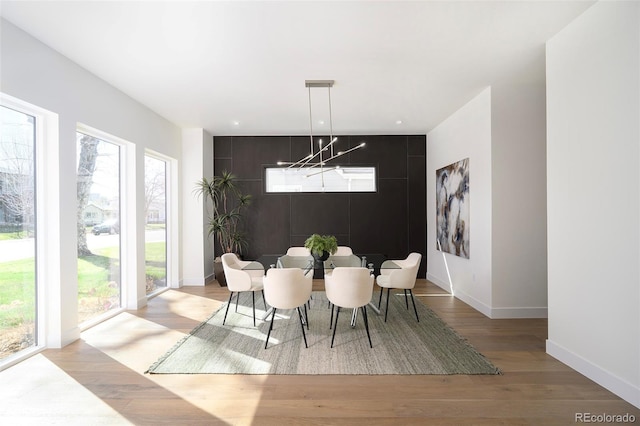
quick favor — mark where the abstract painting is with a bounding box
[436,158,469,258]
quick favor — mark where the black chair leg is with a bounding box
[384,288,391,322]
[329,303,335,329]
[265,308,277,349]
[235,292,240,312]
[404,289,409,309]
[409,289,419,322]
[297,307,308,348]
[304,304,310,330]
[252,291,256,326]
[331,307,341,348]
[262,290,267,310]
[223,292,234,325]
[378,287,383,309]
[362,305,372,348]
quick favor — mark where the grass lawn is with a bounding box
[1,241,166,329]
[0,232,30,241]
[0,258,36,328]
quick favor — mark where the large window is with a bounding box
[76,132,121,325]
[144,155,167,296]
[0,105,37,361]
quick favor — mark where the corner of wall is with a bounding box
[426,88,493,314]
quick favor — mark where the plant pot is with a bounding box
[312,250,330,266]
[213,257,227,287]
[312,250,329,279]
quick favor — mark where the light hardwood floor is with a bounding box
[1,280,638,425]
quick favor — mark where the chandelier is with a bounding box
[277,80,365,179]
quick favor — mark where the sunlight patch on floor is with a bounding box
[413,293,453,297]
[0,353,132,425]
[82,312,188,373]
[162,290,223,322]
[82,308,270,420]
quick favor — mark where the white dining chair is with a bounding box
[376,252,422,322]
[286,246,311,256]
[220,253,266,326]
[325,267,374,348]
[333,246,353,256]
[262,267,313,349]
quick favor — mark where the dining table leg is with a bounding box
[350,301,381,327]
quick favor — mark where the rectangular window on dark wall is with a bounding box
[265,166,377,193]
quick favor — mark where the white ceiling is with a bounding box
[0,1,594,136]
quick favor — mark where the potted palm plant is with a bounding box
[194,171,251,286]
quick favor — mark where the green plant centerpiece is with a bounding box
[194,171,251,286]
[304,234,338,263]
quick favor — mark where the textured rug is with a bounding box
[146,291,500,375]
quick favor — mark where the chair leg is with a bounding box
[362,305,372,348]
[235,292,240,312]
[384,288,391,322]
[223,292,234,325]
[297,307,308,348]
[304,304,310,330]
[331,307,341,348]
[252,291,256,327]
[409,289,419,322]
[265,308,277,349]
[378,287,383,309]
[404,289,409,309]
[262,290,267,310]
[329,303,335,329]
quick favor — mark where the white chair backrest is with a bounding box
[263,268,312,310]
[333,246,353,256]
[389,252,422,289]
[221,253,252,292]
[286,247,311,256]
[325,267,374,309]
[396,252,421,270]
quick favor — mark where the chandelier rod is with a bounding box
[307,84,314,156]
[328,84,334,157]
[305,142,366,170]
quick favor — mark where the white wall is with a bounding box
[427,79,548,319]
[427,88,493,315]
[181,128,214,285]
[1,19,182,347]
[491,75,548,318]
[546,1,640,408]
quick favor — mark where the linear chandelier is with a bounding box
[277,80,365,177]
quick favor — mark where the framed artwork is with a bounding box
[436,158,469,258]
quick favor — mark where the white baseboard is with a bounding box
[181,277,206,286]
[453,287,493,318]
[427,273,548,318]
[426,272,451,291]
[547,339,640,409]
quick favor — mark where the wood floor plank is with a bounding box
[1,279,638,425]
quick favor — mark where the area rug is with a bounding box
[146,291,500,375]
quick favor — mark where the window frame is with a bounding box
[0,93,55,370]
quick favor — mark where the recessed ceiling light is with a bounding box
[395,120,403,125]
[318,120,325,125]
[232,120,240,126]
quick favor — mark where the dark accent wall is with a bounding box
[213,135,427,276]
